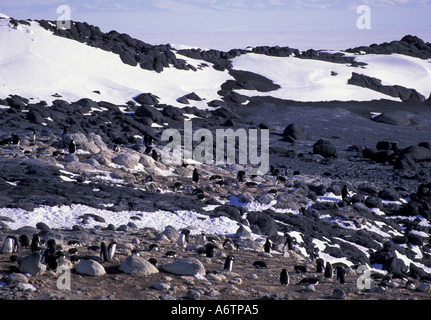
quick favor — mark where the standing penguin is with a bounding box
[192,168,200,183]
[100,242,109,262]
[31,234,41,252]
[280,268,289,286]
[341,184,349,200]
[316,258,325,273]
[68,139,76,154]
[284,233,294,251]
[205,242,216,258]
[19,234,30,248]
[177,229,190,249]
[264,238,273,254]
[3,236,18,254]
[198,232,206,247]
[11,133,20,145]
[224,255,234,272]
[107,241,117,261]
[324,262,333,278]
[151,149,159,161]
[335,265,346,284]
[237,170,246,182]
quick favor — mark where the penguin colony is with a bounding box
[1,226,430,300]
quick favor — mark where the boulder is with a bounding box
[159,258,206,276]
[112,152,141,168]
[18,252,46,276]
[119,255,159,276]
[372,112,410,127]
[135,105,165,123]
[313,139,338,158]
[76,260,106,276]
[283,123,311,141]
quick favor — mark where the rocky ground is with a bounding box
[1,17,431,303]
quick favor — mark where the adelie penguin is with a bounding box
[264,238,273,254]
[192,168,200,183]
[223,255,234,272]
[237,170,246,182]
[31,234,41,252]
[324,262,333,278]
[69,139,76,154]
[19,234,30,248]
[11,133,20,145]
[177,228,190,249]
[2,236,18,254]
[107,241,117,261]
[335,266,346,284]
[280,268,289,286]
[100,242,109,262]
[316,258,325,273]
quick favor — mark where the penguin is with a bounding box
[316,258,325,273]
[192,168,200,183]
[177,229,190,249]
[165,250,177,258]
[113,144,120,153]
[68,247,78,255]
[148,257,158,266]
[148,244,159,251]
[205,243,216,258]
[100,242,109,262]
[131,248,141,256]
[298,277,320,285]
[280,268,289,286]
[284,233,294,251]
[45,253,58,270]
[335,266,346,284]
[9,255,20,264]
[198,232,206,247]
[341,184,349,200]
[67,240,81,247]
[294,265,307,273]
[11,133,20,145]
[223,238,237,251]
[19,234,30,248]
[237,170,246,182]
[107,241,117,261]
[29,128,36,143]
[324,262,333,278]
[272,172,279,186]
[3,236,18,254]
[223,255,234,272]
[264,238,273,254]
[252,261,268,269]
[151,149,159,161]
[31,234,41,252]
[68,139,76,154]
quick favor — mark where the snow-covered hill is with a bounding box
[1,14,430,107]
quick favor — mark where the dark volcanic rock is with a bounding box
[312,139,338,158]
[372,112,411,127]
[283,123,311,142]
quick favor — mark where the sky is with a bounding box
[1,0,430,50]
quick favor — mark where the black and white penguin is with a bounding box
[237,170,246,182]
[148,257,158,266]
[324,262,333,278]
[11,133,20,145]
[205,243,216,258]
[264,238,273,254]
[151,149,159,161]
[223,238,237,251]
[165,250,177,258]
[45,253,58,270]
[335,266,346,284]
[19,234,30,247]
[100,242,109,262]
[177,229,190,249]
[253,261,268,269]
[192,168,200,183]
[341,184,349,200]
[198,232,206,247]
[280,268,289,286]
[107,241,117,261]
[294,265,307,273]
[31,234,41,252]
[3,236,18,254]
[68,139,76,154]
[298,277,320,285]
[223,255,234,272]
[148,244,159,251]
[284,233,294,251]
[316,258,325,273]
[113,144,120,153]
[131,248,141,256]
[29,128,36,143]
